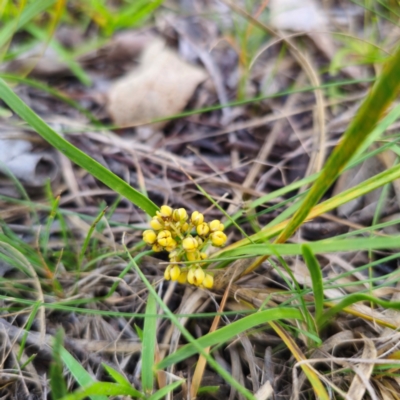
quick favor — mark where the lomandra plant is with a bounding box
[143,205,227,288]
[2,25,400,400]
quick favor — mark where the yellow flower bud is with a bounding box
[150,217,163,231]
[182,236,198,252]
[169,250,179,260]
[195,236,203,247]
[170,265,181,281]
[200,252,207,260]
[143,229,157,244]
[187,268,195,285]
[177,270,188,284]
[159,205,173,218]
[209,220,224,232]
[191,211,204,226]
[165,239,177,252]
[152,243,163,252]
[210,231,227,247]
[203,274,214,289]
[173,208,188,222]
[186,251,198,261]
[196,223,209,237]
[193,267,205,286]
[164,265,172,280]
[157,230,172,247]
[181,222,190,233]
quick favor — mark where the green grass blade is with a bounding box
[276,45,400,244]
[102,363,138,390]
[142,292,157,395]
[318,294,400,329]
[0,0,56,50]
[59,382,143,400]
[25,23,91,86]
[124,248,257,400]
[78,207,107,271]
[224,236,400,257]
[41,191,60,259]
[60,347,108,400]
[301,245,324,323]
[0,73,101,124]
[0,78,159,216]
[157,308,303,369]
[17,301,41,361]
[50,329,68,400]
[218,161,400,252]
[147,380,185,400]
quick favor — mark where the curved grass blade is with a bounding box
[217,161,400,254]
[318,294,400,329]
[157,307,303,369]
[301,245,324,323]
[60,346,108,400]
[276,44,400,244]
[78,207,107,271]
[102,363,134,388]
[269,321,329,400]
[0,78,159,216]
[148,381,185,400]
[59,382,143,400]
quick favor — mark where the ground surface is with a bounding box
[1,1,400,399]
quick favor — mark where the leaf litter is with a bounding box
[1,1,400,399]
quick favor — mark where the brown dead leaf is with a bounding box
[107,38,207,132]
[270,0,327,32]
[347,336,377,400]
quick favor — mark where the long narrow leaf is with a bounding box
[301,245,324,323]
[318,294,400,328]
[59,382,143,400]
[49,329,67,400]
[0,0,56,49]
[124,248,257,400]
[276,45,400,244]
[269,321,329,400]
[142,293,157,395]
[218,161,400,254]
[0,79,158,216]
[60,347,107,400]
[148,380,184,400]
[157,308,303,369]
[223,236,400,257]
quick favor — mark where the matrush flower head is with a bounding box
[142,205,228,289]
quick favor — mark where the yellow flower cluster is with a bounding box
[142,205,227,289]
